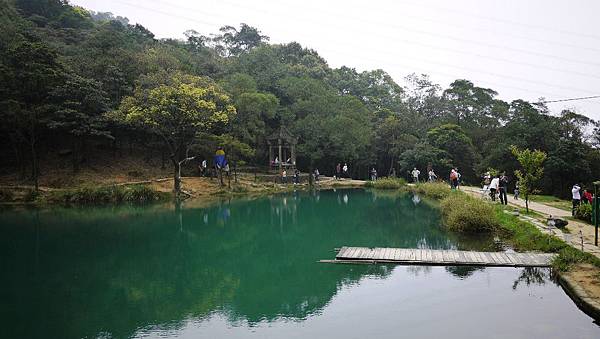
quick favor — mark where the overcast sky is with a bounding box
[72,0,600,120]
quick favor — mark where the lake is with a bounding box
[0,188,598,338]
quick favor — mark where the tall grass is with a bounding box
[440,193,498,233]
[411,182,452,200]
[47,185,168,205]
[364,177,407,189]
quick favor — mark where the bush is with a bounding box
[440,193,499,233]
[575,203,592,222]
[123,185,166,203]
[49,185,167,205]
[364,177,407,189]
[412,182,452,200]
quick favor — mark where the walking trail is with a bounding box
[462,186,600,259]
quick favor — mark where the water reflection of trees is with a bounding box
[445,265,485,279]
[512,267,550,290]
[0,189,404,338]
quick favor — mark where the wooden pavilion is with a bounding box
[267,127,297,172]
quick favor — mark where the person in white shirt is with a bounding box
[411,168,420,183]
[428,169,436,182]
[489,176,500,201]
[572,184,581,216]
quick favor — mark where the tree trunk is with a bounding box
[234,160,237,183]
[30,140,38,191]
[173,161,181,195]
[72,136,81,173]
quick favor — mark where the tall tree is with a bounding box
[117,72,236,195]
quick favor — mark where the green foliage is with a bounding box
[511,146,547,211]
[493,206,600,271]
[575,203,592,222]
[48,185,167,205]
[427,124,479,181]
[440,193,499,233]
[364,177,406,189]
[411,182,452,200]
[1,0,599,203]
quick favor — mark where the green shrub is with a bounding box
[412,182,452,200]
[48,185,167,205]
[552,246,600,272]
[364,177,407,189]
[231,185,249,193]
[440,193,498,233]
[574,203,592,222]
[123,185,165,203]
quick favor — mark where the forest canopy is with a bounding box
[1,0,599,197]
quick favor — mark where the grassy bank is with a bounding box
[410,182,600,272]
[41,185,170,206]
[364,177,406,189]
[494,206,600,272]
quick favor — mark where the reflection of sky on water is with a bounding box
[134,266,600,339]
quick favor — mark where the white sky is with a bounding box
[71,0,600,120]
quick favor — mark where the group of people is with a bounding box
[409,167,458,188]
[571,184,595,216]
[482,172,510,205]
[281,168,301,184]
[334,163,350,180]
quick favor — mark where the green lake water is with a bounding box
[0,188,598,339]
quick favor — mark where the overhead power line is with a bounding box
[535,95,600,104]
[398,0,600,42]
[152,0,600,79]
[109,0,593,99]
[208,0,600,68]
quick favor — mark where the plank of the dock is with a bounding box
[333,247,555,267]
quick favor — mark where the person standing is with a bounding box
[572,184,581,216]
[582,189,593,204]
[428,169,437,182]
[449,169,458,189]
[514,181,520,200]
[282,169,287,184]
[343,163,349,178]
[314,168,320,183]
[489,176,500,201]
[455,168,462,189]
[411,167,420,183]
[498,173,508,205]
[335,163,341,180]
[370,167,377,181]
[293,168,300,184]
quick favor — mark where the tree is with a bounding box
[118,72,236,195]
[48,72,111,171]
[511,146,547,212]
[0,39,63,189]
[427,124,479,182]
[212,24,269,57]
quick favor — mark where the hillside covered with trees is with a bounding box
[1,0,599,198]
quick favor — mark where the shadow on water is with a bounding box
[0,189,593,338]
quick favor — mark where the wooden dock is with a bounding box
[321,246,556,267]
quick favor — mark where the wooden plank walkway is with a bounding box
[322,246,556,267]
